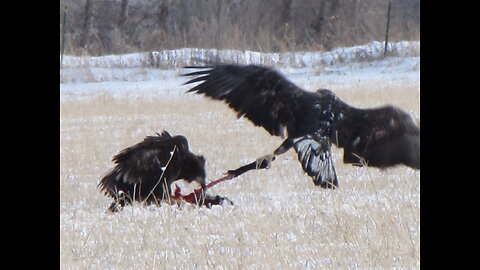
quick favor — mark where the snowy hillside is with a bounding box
[61,41,418,69]
[60,41,419,101]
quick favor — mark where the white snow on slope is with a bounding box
[61,41,418,69]
[60,40,419,101]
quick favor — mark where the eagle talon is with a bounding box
[216,195,234,206]
[256,154,274,169]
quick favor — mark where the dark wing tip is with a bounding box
[182,75,210,87]
[157,130,172,138]
[181,67,216,87]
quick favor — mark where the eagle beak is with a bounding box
[194,176,206,189]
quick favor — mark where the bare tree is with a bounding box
[118,0,129,45]
[61,0,420,56]
[79,0,93,51]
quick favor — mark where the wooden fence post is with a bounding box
[384,1,392,56]
[61,6,68,67]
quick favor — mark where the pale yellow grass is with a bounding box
[60,85,419,269]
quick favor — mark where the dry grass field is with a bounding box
[60,77,419,269]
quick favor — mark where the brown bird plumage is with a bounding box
[183,64,420,189]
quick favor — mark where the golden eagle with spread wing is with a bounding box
[183,64,420,189]
[98,130,230,212]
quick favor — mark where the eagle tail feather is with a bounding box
[293,136,338,189]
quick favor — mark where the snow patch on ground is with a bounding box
[61,40,418,70]
[60,41,419,101]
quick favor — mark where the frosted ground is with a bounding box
[60,41,420,269]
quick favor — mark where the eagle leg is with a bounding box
[107,191,131,212]
[255,138,294,169]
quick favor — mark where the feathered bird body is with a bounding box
[99,131,227,212]
[183,64,420,189]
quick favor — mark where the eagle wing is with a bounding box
[334,105,420,169]
[98,131,189,197]
[183,64,312,137]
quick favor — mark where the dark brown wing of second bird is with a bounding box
[183,65,340,188]
[183,64,312,138]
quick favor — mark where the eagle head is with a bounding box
[315,88,336,98]
[179,154,207,188]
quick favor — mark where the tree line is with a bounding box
[60,0,419,56]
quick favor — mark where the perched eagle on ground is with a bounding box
[183,64,420,189]
[98,130,230,212]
